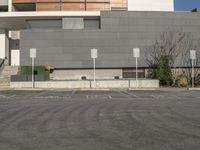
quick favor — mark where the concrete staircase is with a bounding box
[0,66,18,87]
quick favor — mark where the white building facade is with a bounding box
[128,0,174,11]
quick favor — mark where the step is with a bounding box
[0,78,10,81]
[0,83,10,86]
[0,79,10,82]
[0,76,10,78]
[0,80,10,82]
[0,77,10,79]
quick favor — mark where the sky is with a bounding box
[175,0,200,11]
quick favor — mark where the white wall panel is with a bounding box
[0,33,6,59]
[128,0,174,11]
[0,0,8,6]
[0,30,9,61]
[11,49,20,66]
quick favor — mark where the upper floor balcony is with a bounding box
[11,0,127,11]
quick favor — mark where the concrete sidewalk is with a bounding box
[0,87,193,92]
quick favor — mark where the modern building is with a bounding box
[1,0,200,80]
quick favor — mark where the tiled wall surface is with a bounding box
[20,11,200,68]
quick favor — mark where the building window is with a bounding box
[84,19,100,29]
[123,69,145,78]
[26,20,62,29]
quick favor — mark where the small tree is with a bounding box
[146,31,193,86]
[154,55,172,85]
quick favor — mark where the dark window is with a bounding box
[84,19,100,29]
[123,69,145,78]
[26,20,62,29]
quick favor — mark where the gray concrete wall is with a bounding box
[62,18,84,29]
[20,11,200,69]
[10,79,159,89]
[52,69,122,80]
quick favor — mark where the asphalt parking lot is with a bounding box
[0,89,200,150]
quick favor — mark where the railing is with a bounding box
[0,59,5,75]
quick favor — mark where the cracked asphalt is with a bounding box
[0,90,200,150]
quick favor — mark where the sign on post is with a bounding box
[91,48,98,59]
[190,50,196,88]
[190,50,196,60]
[133,48,140,88]
[30,48,37,58]
[133,48,140,58]
[91,48,98,88]
[30,48,37,88]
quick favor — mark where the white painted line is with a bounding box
[34,90,49,97]
[123,91,140,98]
[0,95,6,98]
[108,95,112,99]
[69,90,76,98]
[117,91,130,98]
[169,95,181,99]
[0,94,16,99]
[149,95,165,100]
[7,95,16,98]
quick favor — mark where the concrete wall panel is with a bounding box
[20,11,200,69]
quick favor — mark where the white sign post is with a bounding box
[30,48,37,88]
[91,48,98,88]
[190,50,196,88]
[133,48,140,88]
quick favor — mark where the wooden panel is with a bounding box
[87,0,110,2]
[110,0,127,8]
[61,0,85,2]
[86,3,109,11]
[37,0,60,2]
[61,3,85,11]
[110,3,127,8]
[36,3,61,11]
[13,0,127,10]
[86,7,110,11]
[13,0,36,3]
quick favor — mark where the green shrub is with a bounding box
[152,56,173,86]
[19,66,49,77]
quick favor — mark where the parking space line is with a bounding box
[86,95,89,99]
[117,91,131,98]
[0,95,6,98]
[108,95,112,99]
[122,91,140,98]
[86,94,112,100]
[34,90,49,97]
[150,95,163,100]
[0,94,16,99]
[169,95,181,100]
[69,90,76,98]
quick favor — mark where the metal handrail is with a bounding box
[0,59,5,74]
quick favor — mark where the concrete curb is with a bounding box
[189,88,200,91]
[80,88,110,91]
[129,88,158,91]
[10,79,159,89]
[0,86,10,88]
[13,88,44,91]
[158,88,188,91]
